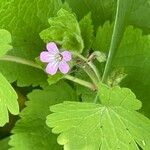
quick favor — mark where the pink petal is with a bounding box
[61,51,72,62]
[46,42,59,54]
[40,51,55,62]
[59,61,70,74]
[46,61,59,75]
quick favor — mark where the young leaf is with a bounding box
[79,13,94,55]
[0,0,62,87]
[0,29,12,56]
[40,9,84,52]
[0,73,19,127]
[9,81,77,150]
[46,84,150,149]
[91,51,107,63]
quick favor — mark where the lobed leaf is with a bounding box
[79,13,94,55]
[113,26,150,117]
[65,0,116,29]
[9,81,77,150]
[47,73,64,86]
[46,84,150,150]
[92,21,113,52]
[66,0,150,33]
[0,73,19,127]
[93,21,150,117]
[0,29,12,56]
[40,9,84,52]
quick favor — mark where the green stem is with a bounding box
[88,61,100,81]
[0,55,42,70]
[73,52,100,82]
[83,66,98,86]
[0,55,96,90]
[74,53,87,61]
[102,0,127,83]
[94,93,99,103]
[64,75,97,91]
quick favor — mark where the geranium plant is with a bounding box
[0,0,150,150]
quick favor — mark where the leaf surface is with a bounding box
[0,73,19,126]
[9,81,77,150]
[0,0,62,87]
[46,84,150,150]
[0,29,12,56]
[40,9,84,52]
[66,0,150,32]
[79,13,94,55]
[93,21,150,117]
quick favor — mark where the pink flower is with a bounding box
[40,42,72,75]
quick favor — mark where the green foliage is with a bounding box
[65,0,116,29]
[99,83,142,110]
[76,70,97,103]
[47,84,150,150]
[129,0,150,33]
[40,9,84,52]
[79,13,94,55]
[0,0,149,149]
[114,26,150,117]
[0,29,12,56]
[92,51,107,63]
[93,21,150,117]
[66,0,150,33]
[0,73,19,127]
[9,81,77,150]
[92,21,113,52]
[102,0,134,83]
[93,2,150,117]
[107,68,127,87]
[0,137,10,150]
[47,73,64,86]
[0,0,62,87]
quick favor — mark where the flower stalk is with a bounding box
[73,52,101,85]
[0,55,97,90]
[64,75,97,91]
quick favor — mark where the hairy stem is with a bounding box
[64,75,97,91]
[0,55,42,69]
[0,55,96,90]
[83,66,98,86]
[93,93,99,103]
[88,61,100,81]
[73,52,100,83]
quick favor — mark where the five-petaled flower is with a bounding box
[40,42,72,75]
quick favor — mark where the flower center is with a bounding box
[55,53,63,61]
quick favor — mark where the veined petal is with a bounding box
[47,42,59,54]
[46,61,59,75]
[40,51,55,62]
[61,51,72,62]
[59,61,70,74]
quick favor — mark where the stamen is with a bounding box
[55,53,63,61]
